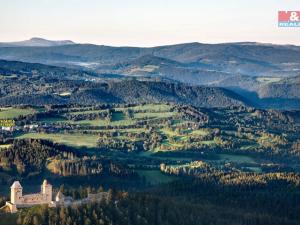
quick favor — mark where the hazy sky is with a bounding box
[0,0,299,46]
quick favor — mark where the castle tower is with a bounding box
[41,180,52,202]
[10,181,23,205]
[55,191,65,203]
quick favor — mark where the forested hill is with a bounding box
[0,77,250,107]
[258,75,300,99]
[101,80,250,107]
[0,59,96,79]
[0,59,250,107]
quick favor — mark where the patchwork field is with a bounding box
[0,107,35,119]
[3,103,299,180]
[11,104,297,154]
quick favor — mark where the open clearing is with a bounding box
[218,154,256,164]
[16,133,99,148]
[116,104,172,112]
[256,77,282,84]
[0,107,35,119]
[0,144,11,149]
[136,169,177,185]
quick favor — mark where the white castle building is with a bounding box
[5,180,53,213]
[2,180,109,213]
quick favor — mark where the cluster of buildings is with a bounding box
[1,124,39,132]
[2,180,108,213]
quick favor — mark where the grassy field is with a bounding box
[116,104,172,112]
[129,65,160,73]
[139,151,257,166]
[39,112,137,126]
[13,104,254,153]
[256,77,282,84]
[191,129,209,136]
[0,144,11,150]
[71,118,136,126]
[201,140,217,146]
[134,112,176,119]
[16,133,99,148]
[68,109,106,115]
[138,151,197,162]
[136,169,177,185]
[0,107,35,119]
[39,105,175,127]
[218,154,256,164]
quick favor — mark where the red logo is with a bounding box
[278,11,300,27]
[278,11,300,22]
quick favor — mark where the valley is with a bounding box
[2,0,300,222]
[0,103,299,190]
[0,103,300,224]
[0,39,300,225]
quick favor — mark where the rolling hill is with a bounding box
[0,40,300,77]
[257,75,300,99]
[0,60,250,107]
[1,39,300,109]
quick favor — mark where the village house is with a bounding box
[23,124,39,130]
[1,126,14,132]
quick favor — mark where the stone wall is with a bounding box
[21,193,50,205]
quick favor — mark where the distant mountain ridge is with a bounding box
[0,37,75,47]
[1,40,300,76]
[1,39,300,109]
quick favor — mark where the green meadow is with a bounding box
[16,133,99,148]
[0,107,36,119]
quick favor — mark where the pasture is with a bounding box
[16,133,99,148]
[0,107,35,119]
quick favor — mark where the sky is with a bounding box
[0,0,299,47]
